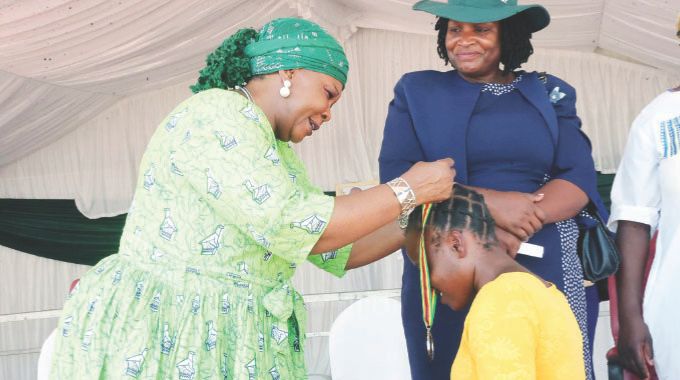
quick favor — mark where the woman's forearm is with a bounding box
[311,185,401,254]
[534,179,588,223]
[345,221,405,270]
[311,159,455,254]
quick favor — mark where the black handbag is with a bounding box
[577,203,620,282]
[538,72,620,282]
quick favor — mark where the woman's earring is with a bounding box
[279,80,291,98]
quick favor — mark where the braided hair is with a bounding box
[434,12,534,75]
[408,185,497,249]
[190,28,259,93]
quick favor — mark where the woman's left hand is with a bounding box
[480,189,545,241]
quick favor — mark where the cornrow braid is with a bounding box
[433,14,535,74]
[408,185,497,245]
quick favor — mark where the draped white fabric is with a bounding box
[1,1,679,379]
[1,0,679,168]
[0,30,677,218]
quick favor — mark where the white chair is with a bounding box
[37,328,57,380]
[329,296,411,380]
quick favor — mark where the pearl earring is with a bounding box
[279,80,291,98]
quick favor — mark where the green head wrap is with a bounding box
[245,18,348,87]
[191,18,348,93]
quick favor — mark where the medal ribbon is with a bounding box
[419,203,437,359]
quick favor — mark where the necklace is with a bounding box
[234,85,253,103]
[481,74,523,96]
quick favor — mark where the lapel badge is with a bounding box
[549,86,566,104]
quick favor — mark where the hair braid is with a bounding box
[435,17,450,65]
[408,185,497,244]
[190,28,259,94]
[499,13,534,74]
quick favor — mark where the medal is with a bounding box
[426,326,435,360]
[419,204,438,361]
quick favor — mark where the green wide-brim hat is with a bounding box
[413,0,550,33]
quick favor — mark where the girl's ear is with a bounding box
[446,230,467,259]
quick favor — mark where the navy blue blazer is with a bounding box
[379,69,607,214]
[378,69,606,379]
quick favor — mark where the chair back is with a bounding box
[37,329,57,380]
[329,296,411,380]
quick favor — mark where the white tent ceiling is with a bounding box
[0,0,679,167]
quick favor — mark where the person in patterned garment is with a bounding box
[405,185,585,380]
[607,16,680,379]
[49,18,455,379]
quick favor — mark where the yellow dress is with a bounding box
[450,272,585,380]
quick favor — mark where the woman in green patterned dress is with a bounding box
[49,18,455,379]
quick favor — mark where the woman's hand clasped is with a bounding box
[401,158,456,205]
[484,190,546,242]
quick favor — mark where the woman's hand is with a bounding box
[495,227,521,258]
[481,189,545,241]
[311,158,454,255]
[401,158,456,204]
[617,316,655,379]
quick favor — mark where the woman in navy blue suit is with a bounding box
[379,1,606,379]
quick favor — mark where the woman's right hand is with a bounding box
[495,227,522,258]
[401,158,456,204]
[483,190,546,241]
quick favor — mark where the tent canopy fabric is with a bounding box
[0,0,678,220]
[1,0,678,167]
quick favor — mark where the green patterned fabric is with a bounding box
[50,89,351,379]
[245,18,349,87]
